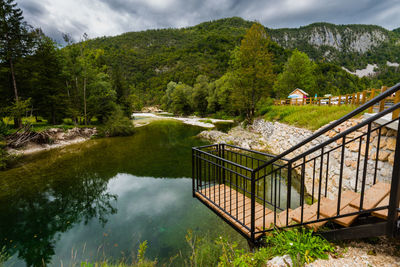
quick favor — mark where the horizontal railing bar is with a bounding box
[193,148,254,172]
[224,143,289,161]
[196,144,219,149]
[254,82,400,172]
[225,149,269,164]
[254,205,390,234]
[301,115,398,163]
[255,164,289,182]
[194,154,252,181]
[290,104,400,163]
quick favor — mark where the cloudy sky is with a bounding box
[18,0,400,43]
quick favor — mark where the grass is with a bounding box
[260,105,359,130]
[2,116,97,133]
[199,119,213,124]
[264,228,335,266]
[80,229,334,267]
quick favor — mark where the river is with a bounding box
[0,120,298,266]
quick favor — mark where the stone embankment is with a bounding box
[198,117,396,198]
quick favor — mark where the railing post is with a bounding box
[393,92,400,120]
[387,122,400,237]
[250,170,256,242]
[286,161,292,226]
[362,91,367,104]
[198,150,202,188]
[379,86,388,112]
[368,89,376,113]
[222,143,226,185]
[192,148,195,197]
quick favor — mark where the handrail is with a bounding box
[193,147,254,172]
[223,143,290,160]
[291,102,400,162]
[254,82,400,172]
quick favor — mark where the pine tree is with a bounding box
[0,0,35,127]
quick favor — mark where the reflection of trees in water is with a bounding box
[0,172,117,266]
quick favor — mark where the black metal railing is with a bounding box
[193,82,400,242]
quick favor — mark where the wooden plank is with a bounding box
[200,185,273,229]
[291,204,309,222]
[255,211,279,231]
[195,191,253,237]
[333,205,359,227]
[320,191,359,217]
[349,182,390,210]
[291,201,330,229]
[294,203,320,223]
[276,209,294,227]
[305,214,328,230]
[371,195,400,220]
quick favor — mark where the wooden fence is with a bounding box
[274,86,400,119]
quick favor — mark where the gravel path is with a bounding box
[308,237,400,267]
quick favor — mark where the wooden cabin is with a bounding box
[288,88,309,99]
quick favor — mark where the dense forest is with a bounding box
[1,1,400,132]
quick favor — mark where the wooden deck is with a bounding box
[195,182,397,238]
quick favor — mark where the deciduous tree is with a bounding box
[273,49,316,98]
[230,23,275,121]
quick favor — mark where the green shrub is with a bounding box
[0,123,11,170]
[0,120,8,137]
[0,246,9,266]
[98,108,135,137]
[265,228,334,266]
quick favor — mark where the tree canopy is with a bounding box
[230,23,275,120]
[273,49,316,98]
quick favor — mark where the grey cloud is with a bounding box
[16,0,400,43]
[18,0,45,17]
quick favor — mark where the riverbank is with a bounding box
[132,112,234,128]
[5,127,97,156]
[4,113,234,157]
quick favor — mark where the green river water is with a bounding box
[0,120,299,266]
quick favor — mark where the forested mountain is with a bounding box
[82,17,399,104]
[268,23,400,69]
[1,13,399,131]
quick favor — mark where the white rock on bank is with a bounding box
[267,255,293,267]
